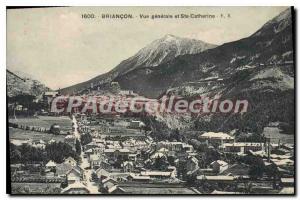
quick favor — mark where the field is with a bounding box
[9,116,72,143]
[9,116,72,131]
[9,127,66,143]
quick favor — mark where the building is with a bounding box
[61,182,90,194]
[56,163,73,178]
[45,160,57,171]
[196,175,235,183]
[104,149,131,160]
[66,166,83,184]
[210,160,229,173]
[140,171,173,179]
[221,142,265,153]
[186,156,199,174]
[127,174,151,182]
[96,168,110,180]
[129,120,145,129]
[280,178,294,187]
[85,141,99,151]
[64,157,77,167]
[156,141,194,153]
[220,163,250,176]
[199,132,234,146]
[90,154,102,169]
[279,187,294,194]
[122,139,149,151]
[122,161,134,172]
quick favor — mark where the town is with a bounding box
[8,91,294,194]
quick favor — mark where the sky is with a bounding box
[7,6,288,90]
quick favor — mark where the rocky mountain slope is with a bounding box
[7,70,50,98]
[115,8,293,98]
[117,8,294,134]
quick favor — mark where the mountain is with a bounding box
[60,8,294,134]
[60,35,216,94]
[6,70,50,98]
[115,8,293,97]
[110,34,217,75]
[115,8,294,134]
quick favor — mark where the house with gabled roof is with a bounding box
[56,163,73,178]
[66,166,83,184]
[64,157,77,167]
[210,160,229,173]
[61,182,90,194]
[45,160,57,171]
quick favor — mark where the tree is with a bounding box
[203,148,220,166]
[177,160,187,180]
[80,133,92,146]
[91,171,99,182]
[61,177,68,189]
[49,124,60,135]
[45,142,79,163]
[167,156,175,166]
[244,181,253,194]
[10,141,79,165]
[186,173,197,185]
[248,158,264,179]
[153,156,168,171]
[265,163,279,189]
[10,143,21,163]
[75,139,81,155]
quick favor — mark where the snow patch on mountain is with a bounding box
[134,34,217,67]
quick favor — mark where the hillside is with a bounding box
[6,70,50,98]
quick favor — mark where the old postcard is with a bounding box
[7,6,295,195]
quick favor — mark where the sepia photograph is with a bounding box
[6,6,295,195]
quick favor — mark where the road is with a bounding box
[72,115,80,141]
[72,115,100,194]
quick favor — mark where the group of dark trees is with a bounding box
[194,90,294,135]
[8,94,47,117]
[80,133,93,146]
[238,155,279,181]
[10,142,80,164]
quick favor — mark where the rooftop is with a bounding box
[200,132,234,140]
[141,171,171,176]
[197,175,235,181]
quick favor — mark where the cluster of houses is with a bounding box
[10,113,294,194]
[59,118,293,194]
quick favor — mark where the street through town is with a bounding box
[72,115,100,194]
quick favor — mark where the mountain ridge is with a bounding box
[114,8,293,98]
[60,35,217,94]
